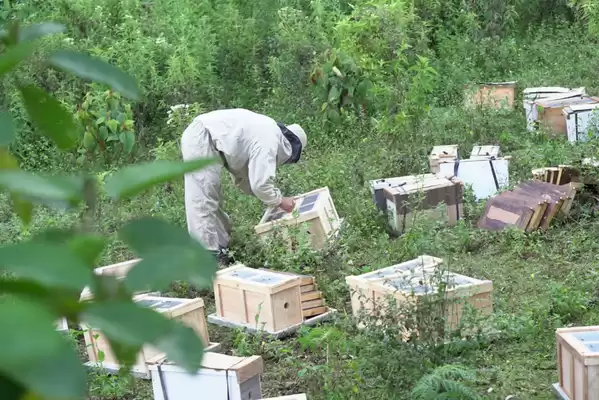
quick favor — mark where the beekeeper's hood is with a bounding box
[277,122,307,164]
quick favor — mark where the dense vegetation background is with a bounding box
[4,0,599,398]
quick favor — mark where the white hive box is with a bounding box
[464,81,517,110]
[149,353,263,400]
[82,295,217,379]
[254,187,341,250]
[554,326,599,400]
[369,174,436,213]
[211,265,303,334]
[429,145,459,174]
[438,157,510,200]
[469,145,501,160]
[536,95,599,136]
[345,255,493,336]
[383,174,464,234]
[523,87,584,131]
[564,104,599,143]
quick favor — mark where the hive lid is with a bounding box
[383,175,457,197]
[557,327,599,359]
[536,95,597,109]
[523,86,572,95]
[216,264,300,292]
[429,145,459,158]
[563,103,599,114]
[475,81,517,86]
[370,174,437,191]
[470,145,500,158]
[345,255,443,285]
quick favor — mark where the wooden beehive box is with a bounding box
[82,295,215,378]
[523,87,584,131]
[536,96,599,136]
[554,326,599,400]
[429,145,459,174]
[148,353,263,400]
[254,187,340,250]
[469,145,501,160]
[464,81,517,110]
[346,255,493,335]
[80,258,144,302]
[259,269,329,319]
[369,174,436,212]
[437,157,511,200]
[383,175,464,234]
[213,265,303,333]
[564,104,599,143]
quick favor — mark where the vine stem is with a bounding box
[82,175,97,234]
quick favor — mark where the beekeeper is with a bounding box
[181,108,307,263]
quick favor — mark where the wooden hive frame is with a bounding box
[212,264,304,333]
[464,81,517,110]
[254,187,341,250]
[81,295,217,378]
[148,353,264,400]
[346,255,493,336]
[554,325,599,400]
[383,175,464,235]
[429,145,459,174]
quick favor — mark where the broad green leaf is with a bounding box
[18,84,78,150]
[30,228,76,244]
[83,131,96,150]
[0,375,26,400]
[0,170,84,207]
[0,298,86,399]
[0,242,93,290]
[0,41,36,77]
[49,51,141,101]
[106,119,118,133]
[0,149,34,225]
[98,126,108,140]
[83,300,204,373]
[18,23,65,43]
[120,217,217,292]
[67,234,107,267]
[105,158,217,200]
[0,111,15,146]
[120,131,135,153]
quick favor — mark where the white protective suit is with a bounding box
[180,108,307,252]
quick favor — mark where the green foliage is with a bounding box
[411,364,482,400]
[74,84,136,164]
[0,18,216,400]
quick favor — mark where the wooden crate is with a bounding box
[213,265,303,333]
[383,175,464,235]
[437,157,510,200]
[469,145,501,160]
[80,258,144,302]
[429,145,459,174]
[82,295,214,378]
[345,255,493,335]
[148,353,263,400]
[369,174,436,212]
[555,326,599,400]
[464,81,517,110]
[477,190,547,232]
[536,96,599,136]
[523,87,585,131]
[254,187,341,250]
[564,104,599,143]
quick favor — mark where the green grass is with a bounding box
[6,0,599,398]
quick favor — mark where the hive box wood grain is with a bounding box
[464,81,517,110]
[254,187,341,250]
[82,295,216,379]
[148,353,263,400]
[79,258,145,302]
[438,157,510,200]
[429,145,459,174]
[523,87,585,131]
[554,326,599,400]
[383,175,464,234]
[564,103,599,143]
[369,174,437,213]
[212,265,304,333]
[345,255,493,336]
[536,96,599,136]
